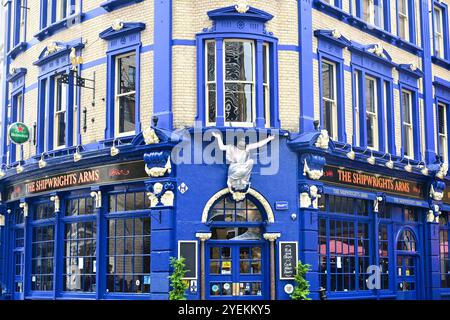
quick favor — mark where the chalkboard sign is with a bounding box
[178,241,198,279]
[279,241,298,280]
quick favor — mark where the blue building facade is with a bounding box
[0,0,449,300]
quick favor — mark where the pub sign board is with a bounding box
[5,160,148,201]
[321,166,424,199]
[279,241,298,280]
[8,122,30,144]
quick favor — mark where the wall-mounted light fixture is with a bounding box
[404,159,412,173]
[381,153,394,169]
[74,146,83,162]
[416,161,429,176]
[38,153,47,168]
[16,161,24,173]
[110,139,119,157]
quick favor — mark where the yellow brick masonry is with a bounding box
[7,0,450,163]
[9,0,154,160]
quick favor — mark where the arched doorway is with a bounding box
[396,228,420,300]
[204,193,269,300]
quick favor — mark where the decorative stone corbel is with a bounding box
[368,43,387,59]
[301,154,326,181]
[314,130,330,149]
[235,1,249,14]
[263,232,281,242]
[436,162,448,179]
[263,233,281,242]
[50,195,60,212]
[299,184,322,209]
[90,190,102,208]
[430,183,444,201]
[146,182,175,208]
[331,29,342,39]
[144,152,172,177]
[427,204,441,223]
[19,202,28,218]
[112,19,124,31]
[143,127,160,145]
[196,232,212,241]
[160,191,174,207]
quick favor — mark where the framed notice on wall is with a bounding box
[178,241,198,280]
[279,241,298,280]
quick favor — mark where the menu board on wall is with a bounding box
[179,241,198,280]
[279,241,298,280]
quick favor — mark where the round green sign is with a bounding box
[8,122,30,145]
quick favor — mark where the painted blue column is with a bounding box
[420,0,437,163]
[145,179,175,300]
[215,38,225,126]
[425,221,441,299]
[299,208,319,300]
[93,187,105,300]
[298,0,315,133]
[153,0,173,130]
[52,194,63,299]
[255,40,265,128]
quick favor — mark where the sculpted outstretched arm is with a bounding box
[246,135,275,151]
[212,132,227,151]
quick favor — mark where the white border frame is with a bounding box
[279,241,298,280]
[178,240,198,280]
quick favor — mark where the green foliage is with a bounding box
[168,257,189,300]
[290,260,312,300]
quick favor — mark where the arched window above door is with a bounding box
[397,229,417,252]
[208,195,263,223]
[207,194,265,241]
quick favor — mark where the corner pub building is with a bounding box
[0,0,449,301]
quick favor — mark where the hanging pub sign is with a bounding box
[8,122,30,144]
[5,160,147,201]
[279,241,298,280]
[321,166,424,199]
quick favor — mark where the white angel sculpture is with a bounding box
[212,132,275,196]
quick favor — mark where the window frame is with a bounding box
[320,59,339,140]
[401,89,414,159]
[114,52,137,137]
[434,5,445,59]
[439,212,450,289]
[432,1,450,61]
[398,82,420,160]
[9,88,25,164]
[53,74,68,149]
[438,101,450,164]
[318,194,383,295]
[196,32,279,129]
[223,39,256,127]
[365,75,379,150]
[40,0,79,30]
[105,187,152,296]
[205,40,217,127]
[37,69,74,154]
